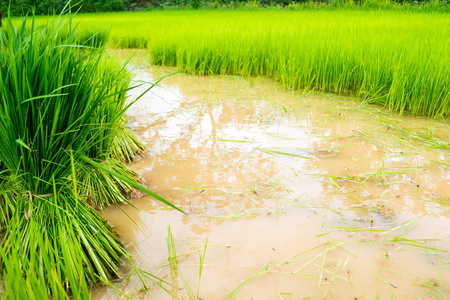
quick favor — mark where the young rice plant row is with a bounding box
[65,10,450,118]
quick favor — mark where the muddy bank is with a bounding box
[92,50,450,299]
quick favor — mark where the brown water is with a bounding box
[92,50,450,299]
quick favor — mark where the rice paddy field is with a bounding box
[51,9,450,118]
[91,49,450,299]
[2,7,450,300]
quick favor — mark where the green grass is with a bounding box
[0,14,129,297]
[0,16,138,221]
[0,14,182,299]
[28,9,449,118]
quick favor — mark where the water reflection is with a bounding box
[93,50,450,299]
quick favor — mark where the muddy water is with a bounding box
[92,50,450,299]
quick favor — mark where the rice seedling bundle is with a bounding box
[0,17,141,219]
[0,14,172,298]
[59,10,449,118]
[0,190,125,299]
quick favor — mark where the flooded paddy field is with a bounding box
[92,50,450,299]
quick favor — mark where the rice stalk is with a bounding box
[0,12,182,299]
[0,187,125,298]
[24,9,450,119]
[64,10,448,118]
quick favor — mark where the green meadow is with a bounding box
[57,9,450,118]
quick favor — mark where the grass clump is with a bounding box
[0,13,179,299]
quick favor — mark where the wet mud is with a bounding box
[92,50,450,299]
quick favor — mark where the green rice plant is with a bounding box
[196,237,208,299]
[39,9,447,117]
[0,17,110,190]
[76,57,145,207]
[83,55,145,160]
[75,27,111,48]
[115,35,148,49]
[160,228,209,299]
[0,177,18,231]
[75,158,138,207]
[53,10,446,118]
[156,11,450,117]
[225,261,274,299]
[2,19,109,50]
[0,187,126,299]
[111,123,146,162]
[1,15,145,210]
[0,13,182,299]
[167,226,178,275]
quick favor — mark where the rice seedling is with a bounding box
[324,165,418,185]
[1,187,127,298]
[72,57,147,207]
[167,226,179,276]
[375,270,400,299]
[225,261,274,300]
[202,202,260,221]
[415,197,450,207]
[414,278,448,299]
[75,27,110,48]
[259,147,314,159]
[356,118,450,152]
[0,174,18,231]
[11,9,450,117]
[220,240,354,299]
[0,13,182,299]
[196,237,208,299]
[140,10,449,118]
[159,228,209,299]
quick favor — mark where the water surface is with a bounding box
[92,50,450,299]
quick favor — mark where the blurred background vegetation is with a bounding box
[1,0,448,15]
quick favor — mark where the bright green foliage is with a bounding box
[76,158,139,207]
[2,0,448,13]
[112,123,146,161]
[136,10,449,117]
[0,14,169,299]
[49,10,449,117]
[1,191,125,299]
[0,15,144,221]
